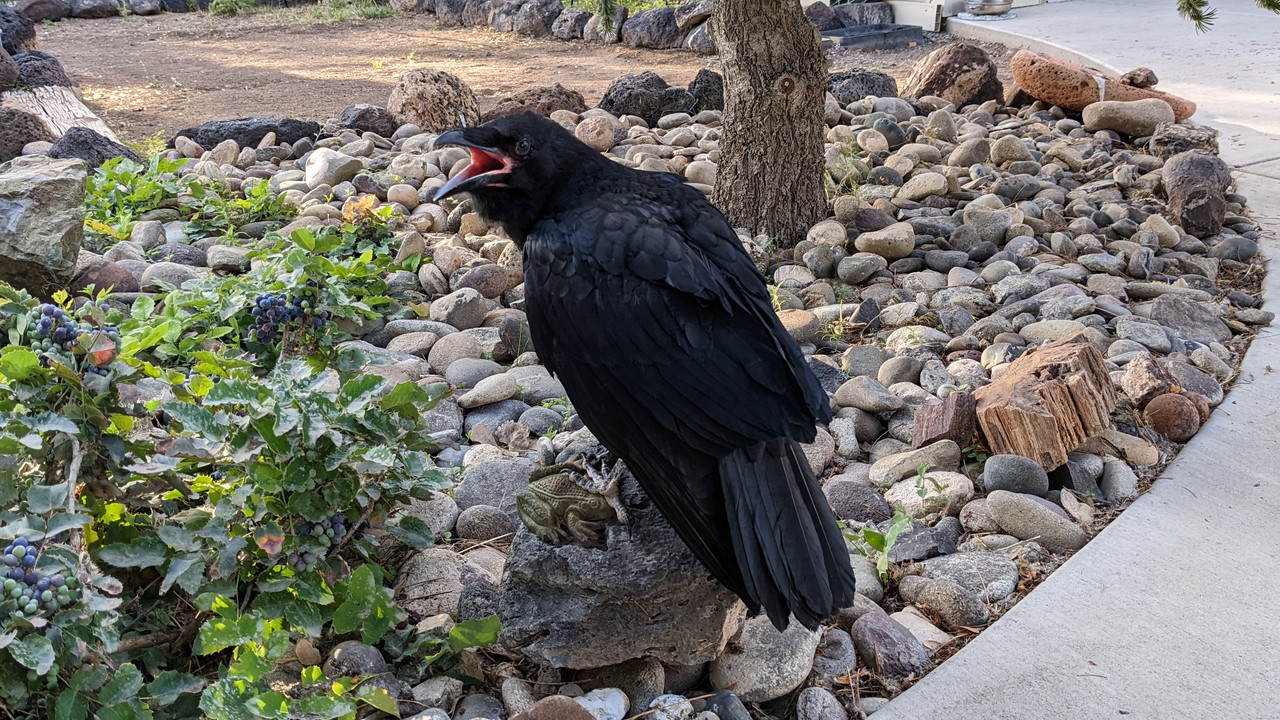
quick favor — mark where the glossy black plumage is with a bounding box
[435,113,856,630]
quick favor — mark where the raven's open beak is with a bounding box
[433,130,515,201]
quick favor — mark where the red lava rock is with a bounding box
[1010,50,1196,120]
[1144,393,1201,442]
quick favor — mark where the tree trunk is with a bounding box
[710,0,828,248]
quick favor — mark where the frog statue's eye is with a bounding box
[514,138,533,159]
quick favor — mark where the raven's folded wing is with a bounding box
[522,179,834,600]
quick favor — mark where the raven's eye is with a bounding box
[515,138,533,158]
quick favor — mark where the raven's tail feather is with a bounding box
[719,438,858,630]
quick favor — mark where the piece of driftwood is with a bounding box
[911,391,977,449]
[973,333,1117,470]
[1,85,118,141]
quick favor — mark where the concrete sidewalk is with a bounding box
[873,2,1280,718]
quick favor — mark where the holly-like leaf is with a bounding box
[384,515,434,549]
[447,615,501,652]
[98,663,144,706]
[44,512,91,539]
[26,481,70,515]
[158,525,202,552]
[54,690,91,720]
[98,537,169,569]
[147,671,205,706]
[7,634,55,674]
[0,346,40,381]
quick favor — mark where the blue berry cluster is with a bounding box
[25,303,121,364]
[281,514,350,573]
[248,288,330,343]
[2,537,80,621]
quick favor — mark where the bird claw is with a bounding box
[579,450,631,527]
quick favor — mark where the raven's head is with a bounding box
[432,112,600,243]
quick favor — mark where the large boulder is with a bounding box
[1,5,37,54]
[597,71,695,126]
[835,2,892,25]
[15,0,71,22]
[674,0,711,29]
[70,251,140,295]
[685,22,715,55]
[498,463,746,669]
[583,4,627,43]
[390,0,431,11]
[621,6,687,49]
[173,117,320,149]
[48,127,143,170]
[340,103,398,136]
[827,68,897,105]
[902,42,1002,109]
[513,0,562,37]
[687,68,723,112]
[489,0,521,30]
[0,47,17,93]
[69,0,121,18]
[804,1,842,31]
[160,0,210,11]
[460,0,492,27]
[0,156,86,298]
[125,0,161,14]
[0,107,53,163]
[388,68,480,133]
[1009,49,1195,119]
[481,83,586,123]
[13,51,75,89]
[1161,150,1232,238]
[433,0,466,24]
[551,6,590,39]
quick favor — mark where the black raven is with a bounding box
[434,112,855,630]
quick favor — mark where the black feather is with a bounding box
[437,112,856,630]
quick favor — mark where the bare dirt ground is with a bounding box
[34,12,1014,144]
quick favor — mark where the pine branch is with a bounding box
[1176,0,1216,32]
[1257,0,1280,13]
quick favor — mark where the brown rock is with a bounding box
[903,43,1003,109]
[16,0,71,20]
[1161,150,1232,238]
[387,68,480,133]
[0,46,18,93]
[480,83,588,123]
[0,106,52,163]
[1182,391,1211,424]
[1121,67,1159,88]
[70,254,140,295]
[912,391,978,449]
[804,0,842,31]
[1010,50,1195,120]
[778,309,820,341]
[512,696,595,720]
[1120,351,1177,408]
[1144,393,1201,442]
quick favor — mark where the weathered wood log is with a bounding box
[973,333,1117,470]
[1,85,118,141]
[1161,150,1232,238]
[911,391,977,449]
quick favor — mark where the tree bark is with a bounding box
[710,0,828,248]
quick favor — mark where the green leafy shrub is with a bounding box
[0,197,493,717]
